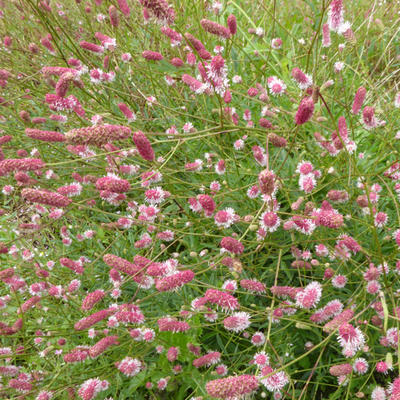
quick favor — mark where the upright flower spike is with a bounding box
[291,67,312,90]
[206,375,259,399]
[200,19,231,39]
[117,0,130,16]
[65,125,131,146]
[138,0,175,24]
[25,128,65,142]
[142,50,163,61]
[21,189,72,208]
[109,6,120,27]
[295,96,315,125]
[133,131,155,161]
[227,14,237,35]
[328,0,344,32]
[220,237,244,255]
[351,87,366,114]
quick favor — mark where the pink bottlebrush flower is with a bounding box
[259,366,289,393]
[227,14,237,35]
[252,145,267,166]
[142,50,163,61]
[185,160,204,171]
[0,365,19,377]
[32,117,47,124]
[295,96,314,125]
[328,0,344,32]
[45,93,85,116]
[204,288,239,311]
[376,361,390,373]
[362,106,385,130]
[103,254,144,278]
[337,116,348,140]
[353,358,368,375]
[248,87,258,97]
[156,230,175,241]
[19,296,41,313]
[214,208,237,228]
[374,212,388,228]
[21,188,71,207]
[251,332,266,346]
[260,211,280,233]
[322,23,331,47]
[337,322,366,357]
[78,378,109,400]
[314,208,344,229]
[160,26,182,44]
[200,19,231,39]
[295,281,322,309]
[74,309,111,331]
[327,190,349,203]
[25,128,65,142]
[291,67,312,90]
[393,229,400,248]
[156,270,195,291]
[323,309,354,333]
[64,349,89,363]
[182,74,207,94]
[240,279,266,293]
[258,169,276,196]
[0,158,44,175]
[89,335,119,358]
[19,110,31,123]
[118,102,136,122]
[170,57,184,67]
[197,194,216,216]
[268,132,288,147]
[57,183,82,197]
[206,375,259,399]
[267,76,286,96]
[332,275,347,288]
[9,379,33,393]
[96,175,130,193]
[133,131,155,161]
[115,357,143,377]
[60,258,84,274]
[185,32,206,52]
[223,312,251,332]
[167,346,179,362]
[81,290,105,311]
[42,66,74,77]
[138,0,175,24]
[55,71,82,98]
[109,5,119,26]
[0,135,12,145]
[193,351,221,368]
[329,363,352,376]
[259,118,272,129]
[66,125,131,146]
[351,87,366,114]
[29,42,40,53]
[215,159,226,174]
[271,37,282,49]
[216,364,228,376]
[299,174,316,193]
[41,36,55,54]
[157,317,190,332]
[310,299,343,323]
[337,235,361,254]
[220,236,244,255]
[270,286,299,300]
[80,41,104,53]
